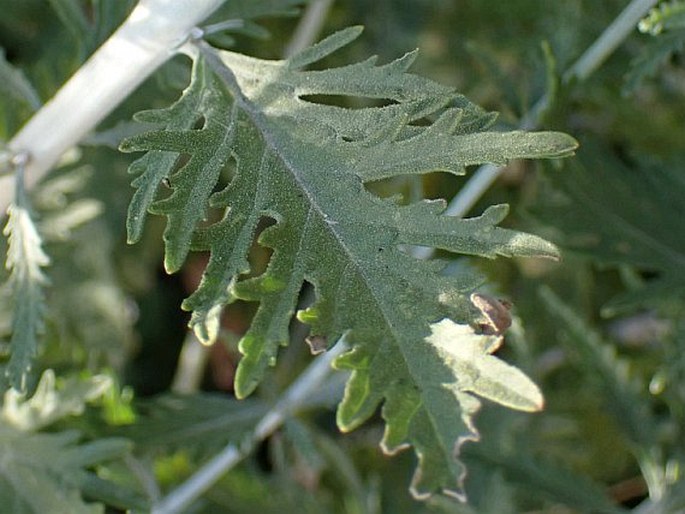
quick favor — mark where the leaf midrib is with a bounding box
[202,44,460,462]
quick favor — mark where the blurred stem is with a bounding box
[150,338,348,514]
[0,0,225,214]
[125,454,162,503]
[414,0,659,259]
[170,331,210,394]
[564,0,659,82]
[284,0,335,58]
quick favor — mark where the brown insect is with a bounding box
[470,292,513,337]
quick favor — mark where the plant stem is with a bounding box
[0,0,225,213]
[564,0,660,82]
[150,339,348,514]
[414,0,659,261]
[170,331,210,394]
[284,0,336,58]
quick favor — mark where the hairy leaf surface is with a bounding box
[121,28,577,499]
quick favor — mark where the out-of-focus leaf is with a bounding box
[1,370,112,431]
[120,393,267,456]
[531,143,685,311]
[2,174,49,392]
[466,444,626,514]
[639,0,685,35]
[624,30,685,94]
[0,49,40,110]
[0,425,130,514]
[539,286,657,449]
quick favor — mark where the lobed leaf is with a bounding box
[2,370,113,431]
[121,27,576,499]
[0,424,130,514]
[2,181,49,392]
[531,143,685,311]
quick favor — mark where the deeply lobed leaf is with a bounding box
[2,181,49,392]
[121,27,577,499]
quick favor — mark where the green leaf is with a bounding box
[209,0,309,21]
[47,0,91,45]
[0,49,41,111]
[2,176,50,392]
[466,445,626,514]
[531,144,685,310]
[2,370,113,431]
[425,319,543,412]
[624,29,685,94]
[639,0,685,35]
[124,57,211,247]
[538,286,657,449]
[121,28,576,499]
[0,425,130,514]
[120,393,267,455]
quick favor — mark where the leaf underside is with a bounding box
[121,27,576,499]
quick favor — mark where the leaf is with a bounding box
[373,319,542,500]
[209,0,309,22]
[0,424,130,514]
[624,29,685,94]
[426,319,543,412]
[466,445,626,514]
[121,28,576,499]
[531,143,685,311]
[2,370,113,431]
[124,56,210,245]
[119,393,267,456]
[0,49,41,111]
[623,1,685,94]
[2,175,50,392]
[538,286,657,449]
[47,0,91,46]
[639,0,685,35]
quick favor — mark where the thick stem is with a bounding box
[0,0,225,213]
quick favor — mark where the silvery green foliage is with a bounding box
[122,27,576,499]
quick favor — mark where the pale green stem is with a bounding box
[170,331,210,394]
[150,339,348,514]
[565,0,660,82]
[0,0,226,214]
[284,0,336,58]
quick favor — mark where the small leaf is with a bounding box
[0,49,41,111]
[539,286,656,448]
[2,180,50,392]
[639,1,685,35]
[426,319,544,412]
[0,424,130,514]
[531,143,685,309]
[2,370,113,431]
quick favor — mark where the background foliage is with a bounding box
[1,1,685,513]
